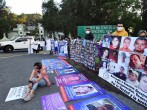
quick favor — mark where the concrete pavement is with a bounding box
[0,53,146,110]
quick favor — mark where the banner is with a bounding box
[77,25,116,40]
[54,68,79,76]
[41,93,67,110]
[60,81,106,102]
[55,74,89,86]
[70,39,96,70]
[42,59,72,71]
[5,85,28,102]
[68,94,131,110]
[98,35,147,107]
[58,41,68,56]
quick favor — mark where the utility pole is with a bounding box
[142,0,147,30]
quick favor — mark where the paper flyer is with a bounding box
[5,85,28,102]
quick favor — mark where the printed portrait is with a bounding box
[110,36,121,50]
[101,47,109,62]
[86,98,120,110]
[119,37,132,52]
[129,54,146,70]
[102,35,111,48]
[126,68,140,88]
[72,84,97,96]
[109,49,118,63]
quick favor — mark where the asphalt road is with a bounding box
[0,52,146,110]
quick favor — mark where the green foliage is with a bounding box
[42,0,142,37]
[42,0,59,35]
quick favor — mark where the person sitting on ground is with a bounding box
[23,62,51,101]
[112,21,128,36]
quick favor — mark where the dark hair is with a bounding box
[101,61,107,68]
[34,62,42,69]
[73,86,93,95]
[138,30,147,37]
[103,104,114,110]
[129,54,141,67]
[116,21,123,25]
[134,37,147,44]
[123,37,131,42]
[120,66,125,70]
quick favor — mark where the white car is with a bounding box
[0,36,34,53]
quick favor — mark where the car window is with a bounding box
[15,38,28,42]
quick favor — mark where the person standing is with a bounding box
[54,39,58,54]
[46,36,51,54]
[85,28,94,41]
[112,22,128,37]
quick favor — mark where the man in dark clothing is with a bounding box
[114,66,126,81]
[85,28,94,41]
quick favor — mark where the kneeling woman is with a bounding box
[23,62,50,101]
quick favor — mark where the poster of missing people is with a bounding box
[98,35,147,107]
[70,39,96,70]
[68,94,131,110]
[60,81,106,102]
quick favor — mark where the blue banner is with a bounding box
[42,59,72,71]
[55,68,79,76]
[60,81,106,102]
[68,94,131,110]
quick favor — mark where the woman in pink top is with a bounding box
[23,62,51,101]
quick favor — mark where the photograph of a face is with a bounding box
[129,54,146,70]
[109,49,118,63]
[86,98,120,110]
[72,84,97,96]
[119,37,132,52]
[110,36,122,50]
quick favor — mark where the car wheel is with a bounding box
[4,46,13,53]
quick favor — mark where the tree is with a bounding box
[41,0,142,37]
[42,0,59,36]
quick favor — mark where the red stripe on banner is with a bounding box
[54,70,59,76]
[61,59,70,65]
[68,105,75,110]
[60,86,68,102]
[58,56,66,60]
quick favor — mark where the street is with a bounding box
[0,52,146,110]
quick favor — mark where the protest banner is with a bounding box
[54,68,79,76]
[68,94,131,110]
[41,93,67,110]
[42,59,72,71]
[60,81,106,102]
[98,35,147,107]
[55,74,89,86]
[77,25,116,40]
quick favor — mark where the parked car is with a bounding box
[0,36,34,53]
